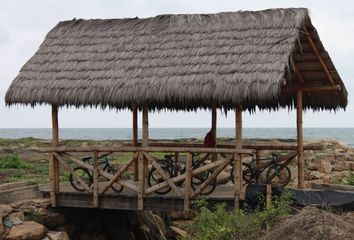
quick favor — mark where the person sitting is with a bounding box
[204,129,216,147]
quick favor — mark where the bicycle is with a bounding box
[69,152,124,193]
[231,151,297,187]
[148,153,216,195]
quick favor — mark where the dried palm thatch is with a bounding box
[262,206,354,240]
[5,8,347,111]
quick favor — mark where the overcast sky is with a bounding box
[0,0,353,128]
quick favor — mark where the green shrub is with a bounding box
[0,154,33,169]
[182,192,292,240]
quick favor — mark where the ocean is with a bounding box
[0,128,353,147]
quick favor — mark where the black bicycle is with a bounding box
[148,153,216,195]
[232,152,297,187]
[69,153,124,193]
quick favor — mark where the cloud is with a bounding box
[0,30,9,46]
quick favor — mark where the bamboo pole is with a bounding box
[142,105,149,188]
[297,91,305,189]
[142,105,149,147]
[50,105,59,207]
[234,105,243,209]
[184,152,193,211]
[138,152,145,210]
[211,102,217,162]
[93,151,99,208]
[133,103,139,181]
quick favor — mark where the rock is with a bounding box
[169,226,187,237]
[5,221,46,240]
[307,162,318,171]
[319,160,332,174]
[321,154,335,164]
[345,154,353,161]
[350,162,354,171]
[169,211,186,220]
[322,175,332,183]
[0,204,13,218]
[335,154,346,162]
[10,199,50,214]
[309,171,324,180]
[43,231,69,240]
[42,212,66,228]
[4,212,25,227]
[333,161,351,172]
[0,204,13,233]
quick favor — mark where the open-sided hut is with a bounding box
[5,8,348,209]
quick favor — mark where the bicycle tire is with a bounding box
[230,162,254,184]
[148,163,173,195]
[191,171,216,196]
[107,168,124,193]
[69,167,92,192]
[265,166,291,187]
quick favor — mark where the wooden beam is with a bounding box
[282,85,341,93]
[235,105,243,209]
[142,105,149,147]
[305,29,335,85]
[297,91,305,189]
[50,105,59,207]
[290,57,305,84]
[132,103,138,181]
[211,102,217,162]
[184,153,192,212]
[101,153,138,194]
[93,151,99,208]
[39,146,254,154]
[138,152,145,210]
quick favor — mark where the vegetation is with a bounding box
[335,172,354,185]
[0,154,49,184]
[182,192,292,240]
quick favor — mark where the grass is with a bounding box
[0,154,49,184]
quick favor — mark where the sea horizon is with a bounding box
[0,128,353,147]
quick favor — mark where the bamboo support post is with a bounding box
[234,105,243,209]
[93,151,99,208]
[266,184,272,207]
[142,105,149,188]
[50,105,59,207]
[133,103,139,181]
[255,150,261,183]
[211,102,217,162]
[297,91,305,189]
[184,152,193,211]
[138,152,145,210]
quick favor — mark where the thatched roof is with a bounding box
[5,8,347,111]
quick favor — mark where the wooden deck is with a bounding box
[40,182,238,211]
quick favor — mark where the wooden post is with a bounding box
[142,105,149,188]
[255,150,261,183]
[234,105,243,209]
[50,105,59,207]
[138,152,145,210]
[211,102,217,162]
[142,105,149,147]
[184,152,193,212]
[297,91,305,189]
[133,103,139,181]
[93,151,99,208]
[266,184,272,207]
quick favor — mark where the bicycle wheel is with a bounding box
[265,166,291,187]
[230,162,254,184]
[69,167,92,192]
[191,171,216,196]
[107,168,124,193]
[148,162,173,195]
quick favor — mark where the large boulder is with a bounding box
[4,211,25,227]
[0,204,13,232]
[43,231,70,240]
[5,221,46,240]
[10,199,50,214]
[319,160,332,174]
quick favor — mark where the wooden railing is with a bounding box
[39,146,254,211]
